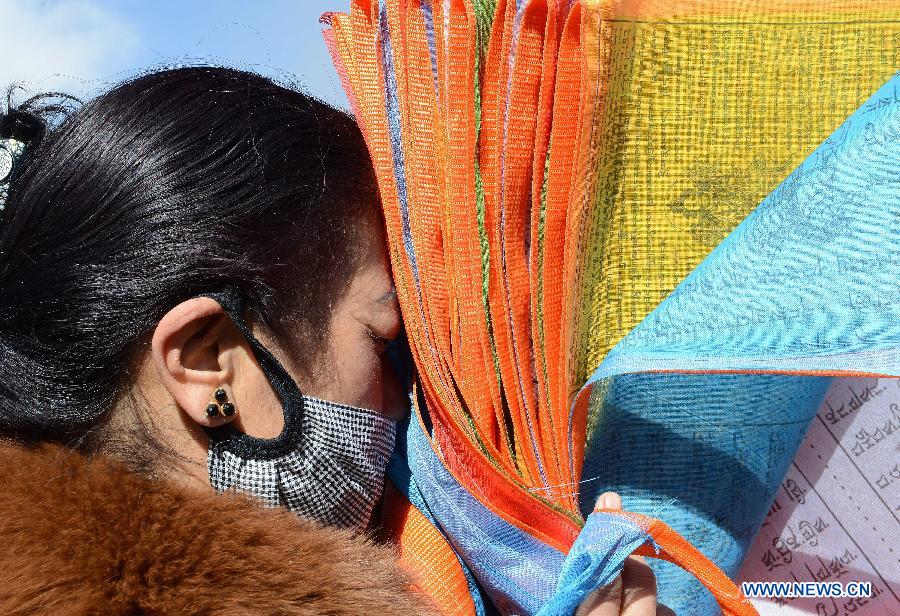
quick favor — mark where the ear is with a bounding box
[151,297,239,427]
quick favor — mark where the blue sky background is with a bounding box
[2,0,350,109]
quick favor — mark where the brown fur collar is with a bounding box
[0,443,432,615]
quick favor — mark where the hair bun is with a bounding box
[0,109,45,147]
[1,92,78,212]
[1,111,43,209]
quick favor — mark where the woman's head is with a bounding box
[0,67,402,484]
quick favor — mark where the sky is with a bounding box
[1,0,350,109]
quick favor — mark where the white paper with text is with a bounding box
[738,377,900,615]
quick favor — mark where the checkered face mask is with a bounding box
[201,287,398,531]
[207,395,396,530]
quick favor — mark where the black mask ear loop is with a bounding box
[200,286,306,460]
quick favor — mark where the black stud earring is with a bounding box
[208,387,237,419]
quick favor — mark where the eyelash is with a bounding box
[365,328,389,352]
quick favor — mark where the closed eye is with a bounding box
[364,328,389,353]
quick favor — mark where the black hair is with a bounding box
[0,67,378,458]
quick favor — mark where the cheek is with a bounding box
[320,329,385,411]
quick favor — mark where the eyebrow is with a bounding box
[377,287,398,304]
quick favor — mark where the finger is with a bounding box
[656,604,676,616]
[575,574,623,616]
[620,553,657,616]
[594,492,658,615]
[584,491,657,616]
[595,491,622,511]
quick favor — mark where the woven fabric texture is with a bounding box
[322,1,900,613]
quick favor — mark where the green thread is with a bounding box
[472,0,518,469]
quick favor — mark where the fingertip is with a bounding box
[595,491,622,511]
